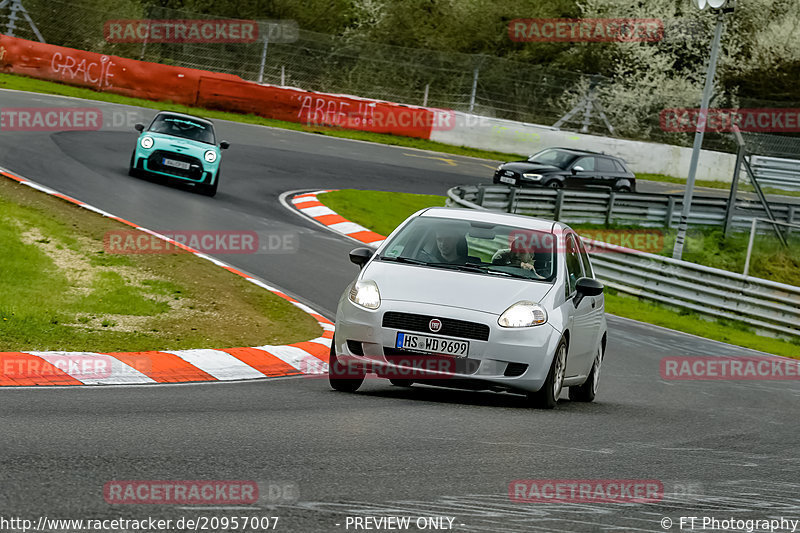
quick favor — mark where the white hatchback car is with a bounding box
[330,207,607,408]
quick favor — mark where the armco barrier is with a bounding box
[447,184,798,233]
[0,35,435,139]
[751,155,800,192]
[446,185,800,339]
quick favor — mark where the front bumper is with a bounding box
[335,298,562,393]
[134,149,217,183]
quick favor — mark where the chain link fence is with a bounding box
[3,0,796,155]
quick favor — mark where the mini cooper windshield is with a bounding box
[148,114,216,144]
[378,217,557,282]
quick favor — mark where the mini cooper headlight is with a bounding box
[349,280,381,310]
[140,136,154,149]
[522,173,543,181]
[204,150,218,163]
[498,301,547,327]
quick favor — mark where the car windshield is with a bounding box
[527,149,577,169]
[148,115,216,144]
[378,216,556,282]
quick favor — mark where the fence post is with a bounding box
[476,184,486,206]
[723,145,745,237]
[788,206,795,236]
[666,196,676,229]
[468,67,479,113]
[743,218,757,276]
[507,187,518,213]
[606,192,616,225]
[281,65,285,86]
[257,33,270,84]
[554,190,564,221]
[422,84,429,107]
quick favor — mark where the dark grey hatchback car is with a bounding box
[493,148,636,192]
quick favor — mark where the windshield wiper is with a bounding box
[378,256,430,266]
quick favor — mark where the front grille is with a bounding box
[382,348,480,375]
[382,312,490,341]
[148,150,204,179]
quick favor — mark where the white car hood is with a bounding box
[363,260,554,315]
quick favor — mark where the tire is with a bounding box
[128,152,140,178]
[569,343,603,403]
[526,338,567,409]
[389,379,414,387]
[328,341,365,393]
[198,169,219,197]
[546,180,564,189]
[616,186,631,193]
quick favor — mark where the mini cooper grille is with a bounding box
[148,150,204,179]
[382,312,490,341]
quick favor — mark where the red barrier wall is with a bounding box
[0,35,242,106]
[0,35,435,139]
[196,77,434,139]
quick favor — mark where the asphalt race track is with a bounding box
[1,90,799,533]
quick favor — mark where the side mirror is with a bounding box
[219,141,230,150]
[573,277,603,307]
[571,165,584,175]
[134,123,145,132]
[349,247,374,269]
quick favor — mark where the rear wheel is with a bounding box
[546,180,564,189]
[616,186,631,193]
[328,342,365,393]
[389,379,414,387]
[527,339,567,409]
[569,344,603,402]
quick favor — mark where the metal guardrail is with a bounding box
[751,155,800,192]
[446,185,800,339]
[447,184,798,234]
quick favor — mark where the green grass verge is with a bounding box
[317,189,800,358]
[0,178,321,352]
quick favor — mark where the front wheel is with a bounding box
[569,344,603,402]
[546,180,564,189]
[128,152,140,178]
[527,339,567,409]
[328,343,365,393]
[615,186,631,193]
[389,379,414,387]
[198,170,219,197]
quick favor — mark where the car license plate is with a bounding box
[499,175,516,185]
[162,158,191,170]
[395,332,468,357]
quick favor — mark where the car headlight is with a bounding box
[522,173,543,181]
[204,150,218,163]
[498,301,547,327]
[496,164,505,171]
[349,280,381,310]
[140,136,154,149]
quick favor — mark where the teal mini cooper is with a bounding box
[129,112,230,197]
